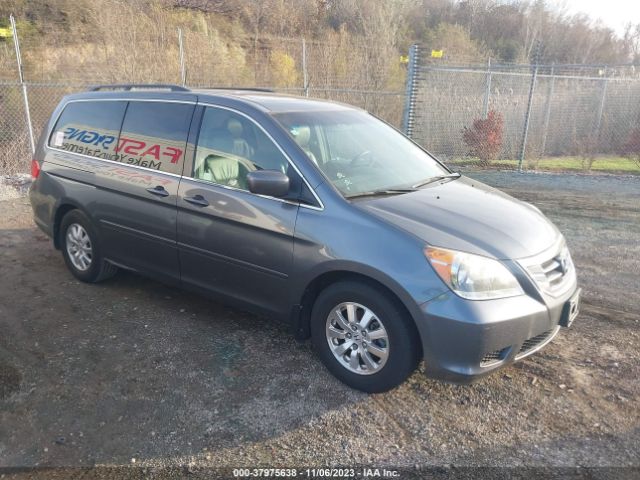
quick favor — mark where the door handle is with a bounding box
[146,185,170,197]
[183,194,209,207]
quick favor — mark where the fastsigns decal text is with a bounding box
[58,125,185,174]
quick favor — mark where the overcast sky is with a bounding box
[559,0,640,36]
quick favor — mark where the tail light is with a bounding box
[31,159,40,179]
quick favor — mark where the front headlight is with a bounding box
[425,246,524,300]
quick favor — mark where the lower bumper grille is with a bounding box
[480,348,508,367]
[481,327,560,367]
[515,328,558,359]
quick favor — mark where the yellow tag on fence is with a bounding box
[0,27,13,38]
[431,49,444,58]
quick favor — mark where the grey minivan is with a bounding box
[29,84,580,393]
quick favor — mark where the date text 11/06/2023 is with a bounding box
[232,468,400,478]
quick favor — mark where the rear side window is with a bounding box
[49,101,127,160]
[118,101,195,175]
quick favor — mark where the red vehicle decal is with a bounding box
[116,137,183,164]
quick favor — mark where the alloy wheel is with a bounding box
[325,302,389,375]
[65,223,93,271]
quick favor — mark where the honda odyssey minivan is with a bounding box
[29,84,580,392]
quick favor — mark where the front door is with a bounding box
[177,106,298,316]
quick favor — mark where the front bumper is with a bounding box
[417,280,579,383]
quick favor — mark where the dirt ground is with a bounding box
[0,171,638,477]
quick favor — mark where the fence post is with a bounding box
[482,57,492,119]
[302,38,309,97]
[10,14,35,155]
[518,44,541,171]
[594,67,608,142]
[540,64,555,157]
[178,27,186,86]
[402,44,419,138]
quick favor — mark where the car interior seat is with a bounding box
[227,118,254,159]
[202,154,250,189]
[197,117,256,188]
[292,126,318,165]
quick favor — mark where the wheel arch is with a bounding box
[292,268,424,358]
[52,200,89,249]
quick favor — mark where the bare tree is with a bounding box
[624,23,640,64]
[169,0,239,14]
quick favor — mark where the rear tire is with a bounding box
[310,280,420,393]
[59,209,117,283]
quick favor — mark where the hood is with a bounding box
[355,176,560,260]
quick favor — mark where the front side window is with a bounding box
[273,110,448,197]
[49,101,127,160]
[193,107,289,190]
[118,101,195,175]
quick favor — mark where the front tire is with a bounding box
[59,209,117,283]
[310,281,420,393]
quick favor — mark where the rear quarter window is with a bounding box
[118,101,195,175]
[49,101,127,160]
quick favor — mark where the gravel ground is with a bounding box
[0,171,638,477]
[0,174,31,201]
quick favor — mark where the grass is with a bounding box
[449,156,640,174]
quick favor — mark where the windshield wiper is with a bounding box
[346,188,416,200]
[412,172,461,189]
[346,173,461,199]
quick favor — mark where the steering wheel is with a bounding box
[350,150,373,167]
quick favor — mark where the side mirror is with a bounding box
[246,170,290,198]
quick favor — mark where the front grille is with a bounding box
[520,243,574,296]
[480,348,508,367]
[516,329,556,359]
[540,257,565,287]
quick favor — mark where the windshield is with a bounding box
[272,109,448,197]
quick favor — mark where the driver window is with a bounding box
[193,107,289,190]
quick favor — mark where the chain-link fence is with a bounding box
[3,21,640,176]
[404,45,640,172]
